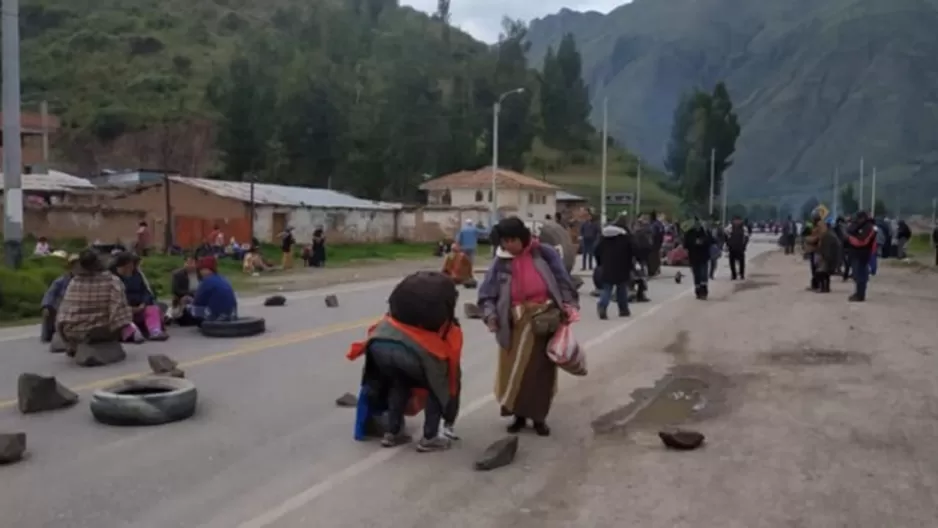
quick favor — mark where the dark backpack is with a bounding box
[388,271,458,332]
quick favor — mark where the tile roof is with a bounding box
[419,168,557,191]
[0,170,95,192]
[169,177,401,210]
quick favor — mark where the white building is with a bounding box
[419,168,558,221]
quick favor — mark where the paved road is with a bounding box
[0,238,777,528]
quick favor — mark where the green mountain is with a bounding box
[526,0,938,211]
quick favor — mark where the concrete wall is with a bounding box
[0,203,148,246]
[396,206,489,242]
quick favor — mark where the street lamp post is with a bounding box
[2,0,24,268]
[491,88,525,226]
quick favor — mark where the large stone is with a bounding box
[335,392,358,408]
[73,341,127,367]
[48,333,69,353]
[0,432,26,465]
[658,429,705,451]
[463,302,482,319]
[147,354,185,378]
[474,436,518,471]
[264,295,287,307]
[17,373,79,414]
[325,295,339,308]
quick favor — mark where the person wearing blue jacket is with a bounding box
[40,254,78,343]
[456,219,479,264]
[190,255,238,322]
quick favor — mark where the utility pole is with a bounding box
[708,148,715,217]
[858,157,864,213]
[832,166,839,218]
[720,170,728,227]
[162,172,173,253]
[490,88,524,227]
[870,166,877,215]
[932,197,936,226]
[40,100,48,171]
[2,0,24,268]
[600,97,608,224]
[249,173,256,241]
[635,157,642,219]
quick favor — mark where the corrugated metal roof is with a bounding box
[0,170,95,192]
[170,176,401,210]
[556,190,585,201]
[419,168,557,191]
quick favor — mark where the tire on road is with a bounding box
[200,317,266,338]
[90,377,197,426]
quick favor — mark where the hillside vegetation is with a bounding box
[526,0,938,211]
[15,0,681,212]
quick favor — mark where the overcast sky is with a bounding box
[400,0,625,43]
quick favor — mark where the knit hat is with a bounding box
[197,255,217,272]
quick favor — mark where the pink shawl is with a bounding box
[510,242,549,305]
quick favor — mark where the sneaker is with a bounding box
[442,425,460,440]
[380,432,412,448]
[618,308,631,317]
[148,332,169,341]
[416,436,452,452]
[597,306,608,320]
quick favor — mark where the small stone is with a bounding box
[48,334,69,353]
[264,295,287,307]
[463,302,482,319]
[73,341,126,367]
[474,435,518,471]
[570,276,584,290]
[17,373,79,414]
[147,354,178,374]
[463,278,478,289]
[589,289,600,297]
[325,295,339,308]
[335,392,358,407]
[674,271,683,284]
[0,432,26,465]
[658,429,705,451]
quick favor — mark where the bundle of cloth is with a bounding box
[346,271,463,453]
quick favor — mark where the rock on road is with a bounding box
[0,238,801,528]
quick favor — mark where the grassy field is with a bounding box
[528,141,682,218]
[0,239,434,323]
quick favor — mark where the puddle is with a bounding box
[592,364,728,434]
[764,348,870,366]
[733,281,777,292]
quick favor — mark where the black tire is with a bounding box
[200,317,266,338]
[90,377,197,426]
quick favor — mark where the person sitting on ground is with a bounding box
[57,249,139,352]
[190,255,238,322]
[170,254,201,326]
[347,271,463,452]
[226,237,245,261]
[111,252,167,340]
[242,246,273,275]
[33,236,52,257]
[441,242,473,285]
[40,254,79,343]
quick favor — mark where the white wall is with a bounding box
[428,187,556,219]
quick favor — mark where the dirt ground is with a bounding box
[497,250,938,528]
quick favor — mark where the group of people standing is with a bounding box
[348,216,578,452]
[797,211,880,302]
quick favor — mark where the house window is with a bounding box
[529,192,535,202]
[487,191,492,202]
[540,195,547,205]
[475,190,484,202]
[442,190,452,205]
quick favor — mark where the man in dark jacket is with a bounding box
[684,217,715,300]
[846,212,876,302]
[579,215,600,270]
[593,215,634,319]
[726,215,749,280]
[782,216,796,254]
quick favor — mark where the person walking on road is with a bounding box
[932,221,938,266]
[456,219,479,265]
[845,211,876,302]
[593,214,634,319]
[684,217,715,300]
[725,215,749,280]
[782,216,796,254]
[579,214,600,271]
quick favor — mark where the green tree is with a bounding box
[872,198,889,217]
[539,33,592,150]
[839,183,859,215]
[664,93,694,181]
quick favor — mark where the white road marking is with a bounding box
[233,287,695,528]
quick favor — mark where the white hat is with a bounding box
[465,219,473,224]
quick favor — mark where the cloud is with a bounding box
[400,0,625,43]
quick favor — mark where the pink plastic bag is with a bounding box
[547,323,587,376]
